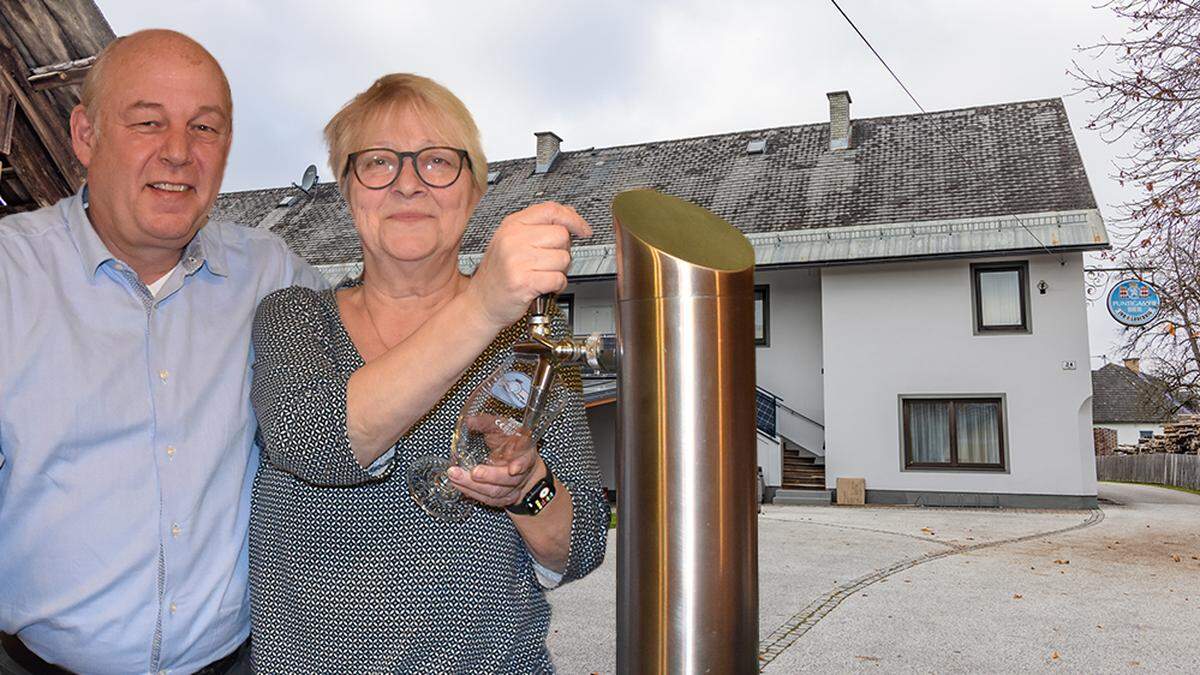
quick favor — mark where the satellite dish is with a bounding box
[292,164,319,196]
[300,164,318,191]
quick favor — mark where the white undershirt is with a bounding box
[145,264,179,298]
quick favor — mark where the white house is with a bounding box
[214,92,1107,509]
[1092,359,1184,446]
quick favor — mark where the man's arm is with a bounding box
[260,226,329,293]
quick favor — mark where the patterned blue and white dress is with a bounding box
[247,284,609,674]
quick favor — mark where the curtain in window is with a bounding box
[754,297,765,341]
[979,270,1021,326]
[909,400,950,463]
[956,401,1000,464]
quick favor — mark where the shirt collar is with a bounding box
[68,186,117,278]
[185,225,229,277]
[69,185,229,279]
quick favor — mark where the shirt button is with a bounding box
[166,445,177,459]
[159,369,170,382]
[169,602,177,614]
[171,523,181,538]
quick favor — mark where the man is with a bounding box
[0,30,326,674]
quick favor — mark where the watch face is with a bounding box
[518,476,556,514]
[508,466,555,516]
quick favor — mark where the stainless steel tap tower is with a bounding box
[515,190,757,672]
[612,190,759,674]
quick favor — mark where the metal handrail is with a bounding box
[755,385,780,402]
[755,385,825,430]
[777,401,825,430]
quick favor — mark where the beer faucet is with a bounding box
[512,293,618,430]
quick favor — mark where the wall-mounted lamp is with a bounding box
[1037,280,1048,295]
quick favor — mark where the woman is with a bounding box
[248,74,609,673]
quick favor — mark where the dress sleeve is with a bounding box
[251,287,396,486]
[534,305,611,585]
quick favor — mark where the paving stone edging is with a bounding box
[762,516,964,550]
[756,508,1107,670]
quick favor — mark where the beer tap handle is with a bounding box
[529,293,555,338]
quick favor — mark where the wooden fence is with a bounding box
[1096,454,1200,491]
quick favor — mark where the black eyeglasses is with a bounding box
[344,146,473,190]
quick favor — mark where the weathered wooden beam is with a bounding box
[37,0,116,56]
[0,159,38,214]
[0,1,114,148]
[3,107,72,207]
[29,66,89,91]
[0,85,14,154]
[29,56,94,91]
[0,0,113,70]
[0,46,84,190]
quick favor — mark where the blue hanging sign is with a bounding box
[1107,279,1161,327]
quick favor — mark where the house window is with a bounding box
[902,397,1006,470]
[971,262,1029,333]
[754,285,770,347]
[556,293,575,334]
[1138,430,1154,440]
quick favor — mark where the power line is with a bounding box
[828,0,1067,266]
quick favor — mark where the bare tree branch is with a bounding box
[1073,0,1200,420]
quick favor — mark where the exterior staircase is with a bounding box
[774,439,831,505]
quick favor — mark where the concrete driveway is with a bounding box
[547,482,1200,673]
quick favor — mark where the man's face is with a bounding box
[71,45,232,257]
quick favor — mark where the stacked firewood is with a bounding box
[1132,415,1200,454]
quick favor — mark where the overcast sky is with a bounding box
[97,0,1140,363]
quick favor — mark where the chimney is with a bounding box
[827,91,852,150]
[1123,358,1141,374]
[534,131,562,174]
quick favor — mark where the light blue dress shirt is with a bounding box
[0,190,327,674]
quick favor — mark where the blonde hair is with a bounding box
[324,73,488,200]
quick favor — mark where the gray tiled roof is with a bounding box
[212,97,1098,267]
[1091,363,1181,424]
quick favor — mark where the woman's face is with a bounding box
[347,109,481,270]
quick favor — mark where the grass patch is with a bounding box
[1103,480,1200,496]
[609,511,617,529]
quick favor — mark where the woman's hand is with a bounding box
[466,202,592,330]
[447,414,542,508]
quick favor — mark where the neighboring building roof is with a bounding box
[212,96,1106,275]
[1092,363,1183,424]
